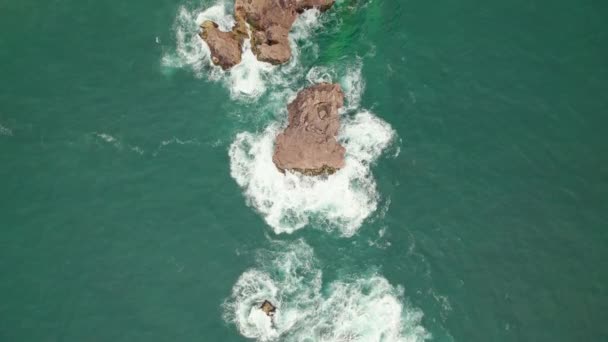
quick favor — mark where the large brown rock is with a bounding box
[201,0,336,68]
[273,83,345,175]
[251,24,292,65]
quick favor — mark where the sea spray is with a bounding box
[223,240,429,342]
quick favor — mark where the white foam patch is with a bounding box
[224,240,321,341]
[306,66,337,85]
[95,132,120,147]
[229,111,395,237]
[163,2,325,100]
[229,39,275,98]
[223,240,429,342]
[91,132,145,155]
[306,277,429,342]
[307,62,365,109]
[291,8,322,39]
[0,124,13,136]
[154,137,201,156]
[340,63,365,110]
[287,8,322,69]
[161,6,211,74]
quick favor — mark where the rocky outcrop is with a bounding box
[200,0,336,68]
[199,20,247,70]
[273,83,345,175]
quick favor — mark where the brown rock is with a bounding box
[232,9,250,40]
[260,300,276,316]
[273,83,345,175]
[240,0,336,65]
[235,0,299,30]
[234,0,297,65]
[201,0,336,68]
[251,25,289,64]
[199,20,246,70]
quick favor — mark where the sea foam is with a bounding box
[223,240,429,342]
[0,124,13,136]
[229,111,394,236]
[163,2,324,100]
[229,63,395,236]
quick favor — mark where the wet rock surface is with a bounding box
[200,0,336,68]
[199,20,246,70]
[260,300,276,316]
[273,83,345,175]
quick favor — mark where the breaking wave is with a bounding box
[223,240,429,342]
[162,1,324,100]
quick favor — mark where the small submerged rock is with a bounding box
[260,300,276,316]
[200,0,336,68]
[273,83,345,176]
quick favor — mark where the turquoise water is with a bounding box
[1,0,607,341]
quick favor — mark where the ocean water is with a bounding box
[1,0,607,341]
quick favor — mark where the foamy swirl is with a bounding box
[223,240,429,341]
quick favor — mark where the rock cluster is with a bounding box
[272,83,345,175]
[199,0,336,69]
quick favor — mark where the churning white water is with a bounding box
[162,1,325,100]
[229,61,395,236]
[223,240,429,342]
[229,110,395,236]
